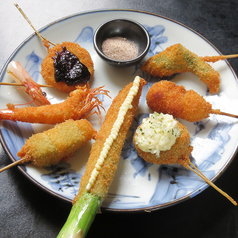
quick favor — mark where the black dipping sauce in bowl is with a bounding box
[93,19,151,67]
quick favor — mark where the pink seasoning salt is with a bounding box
[102,36,138,61]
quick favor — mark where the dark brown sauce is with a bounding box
[53,46,91,86]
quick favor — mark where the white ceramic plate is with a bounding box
[1,10,238,212]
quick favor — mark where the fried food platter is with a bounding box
[0,10,238,212]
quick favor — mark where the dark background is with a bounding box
[0,0,238,237]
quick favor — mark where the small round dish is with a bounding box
[93,19,151,67]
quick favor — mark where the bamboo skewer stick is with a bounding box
[200,54,238,63]
[0,159,25,173]
[14,3,56,46]
[211,109,238,119]
[0,82,53,87]
[188,161,237,205]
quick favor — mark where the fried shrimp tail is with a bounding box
[0,119,96,172]
[141,43,220,93]
[0,83,110,125]
[6,61,51,106]
[133,112,237,205]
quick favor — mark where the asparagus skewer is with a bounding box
[57,76,146,237]
[57,192,101,238]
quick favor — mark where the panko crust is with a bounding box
[41,42,94,93]
[17,119,96,167]
[141,43,220,93]
[74,78,146,202]
[146,80,212,122]
[133,120,192,165]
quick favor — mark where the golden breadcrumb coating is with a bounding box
[17,119,96,167]
[146,80,213,122]
[74,78,146,202]
[133,120,192,165]
[141,43,220,93]
[1,84,106,125]
[41,42,94,93]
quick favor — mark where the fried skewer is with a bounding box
[133,112,237,205]
[57,76,146,238]
[146,80,238,122]
[0,84,109,124]
[0,119,96,173]
[141,43,221,93]
[14,3,94,93]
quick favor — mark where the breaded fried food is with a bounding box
[75,76,146,201]
[133,112,192,165]
[133,112,237,206]
[17,119,96,167]
[146,80,215,122]
[0,84,109,125]
[41,42,94,93]
[57,77,146,238]
[141,43,220,93]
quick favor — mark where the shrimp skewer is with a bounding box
[0,119,96,172]
[0,84,110,125]
[57,76,146,237]
[141,43,220,93]
[133,112,237,205]
[6,61,51,106]
[146,80,238,122]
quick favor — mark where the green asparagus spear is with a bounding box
[57,192,101,238]
[57,76,146,237]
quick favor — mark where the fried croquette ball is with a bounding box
[41,42,94,93]
[133,112,192,165]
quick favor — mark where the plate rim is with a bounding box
[1,9,238,213]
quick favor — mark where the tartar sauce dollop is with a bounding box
[134,112,180,158]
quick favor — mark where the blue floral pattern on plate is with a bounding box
[0,10,238,211]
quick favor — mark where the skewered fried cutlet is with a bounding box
[17,119,96,167]
[41,42,94,93]
[141,43,220,93]
[146,80,226,122]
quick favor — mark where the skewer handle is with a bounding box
[0,158,25,173]
[200,54,238,63]
[211,109,238,119]
[222,54,238,59]
[187,161,237,205]
[14,3,55,46]
[14,3,44,42]
[0,82,53,87]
